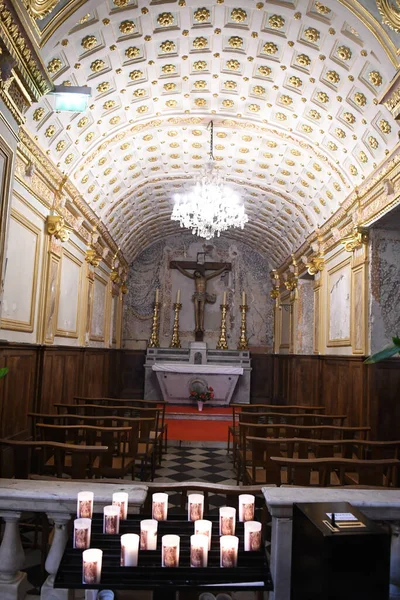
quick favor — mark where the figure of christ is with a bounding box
[174,263,229,333]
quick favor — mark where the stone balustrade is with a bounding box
[0,479,148,600]
[263,487,400,600]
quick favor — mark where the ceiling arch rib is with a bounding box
[25,0,399,265]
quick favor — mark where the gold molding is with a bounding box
[23,0,62,20]
[341,226,369,252]
[326,257,352,347]
[376,0,400,33]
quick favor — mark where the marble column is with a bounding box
[0,511,29,600]
[41,513,72,600]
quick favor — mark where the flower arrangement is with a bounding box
[190,386,214,404]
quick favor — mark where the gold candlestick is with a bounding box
[237,304,249,350]
[217,304,229,350]
[148,302,161,348]
[169,303,182,348]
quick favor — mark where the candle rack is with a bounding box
[148,302,161,348]
[237,304,249,350]
[169,303,182,349]
[216,303,229,350]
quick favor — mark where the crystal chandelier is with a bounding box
[171,121,248,240]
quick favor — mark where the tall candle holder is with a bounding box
[169,303,182,348]
[237,304,249,350]
[148,301,161,348]
[216,303,229,350]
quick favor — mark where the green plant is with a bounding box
[364,336,400,364]
[0,367,8,379]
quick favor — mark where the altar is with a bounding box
[144,343,251,405]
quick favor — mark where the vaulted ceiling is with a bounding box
[24,0,399,265]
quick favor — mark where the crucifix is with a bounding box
[170,254,231,341]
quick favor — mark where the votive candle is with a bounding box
[194,519,212,551]
[103,505,120,535]
[77,491,93,519]
[140,519,158,550]
[220,535,239,568]
[82,548,102,584]
[162,535,180,568]
[121,533,139,567]
[73,518,91,550]
[223,291,227,305]
[190,534,209,568]
[244,521,262,552]
[155,288,159,303]
[152,492,168,521]
[176,289,181,303]
[219,507,236,536]
[112,492,128,520]
[188,493,204,521]
[238,494,255,522]
[242,291,246,305]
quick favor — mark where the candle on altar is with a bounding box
[219,506,236,536]
[238,494,255,522]
[188,493,204,521]
[244,521,262,551]
[194,520,212,550]
[190,534,209,567]
[103,505,120,535]
[152,492,168,521]
[220,535,239,568]
[223,291,227,305]
[140,519,158,550]
[112,492,128,520]
[242,291,246,305]
[155,288,159,303]
[162,535,180,568]
[176,288,181,303]
[77,491,94,519]
[73,518,91,550]
[82,548,102,584]
[121,533,139,567]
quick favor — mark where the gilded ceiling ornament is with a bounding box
[45,125,55,137]
[81,174,89,184]
[296,53,311,67]
[194,98,206,107]
[56,140,65,152]
[327,141,337,151]
[326,70,340,84]
[137,105,148,114]
[309,109,321,120]
[253,85,266,95]
[313,162,321,171]
[314,1,331,14]
[263,41,278,55]
[226,59,240,70]
[242,134,252,140]
[79,13,90,23]
[258,65,272,77]
[194,7,210,22]
[85,132,94,141]
[379,119,391,134]
[343,111,356,124]
[376,0,400,33]
[237,158,246,164]
[65,153,74,164]
[47,58,62,73]
[269,14,285,29]
[164,82,177,91]
[268,141,278,148]
[114,0,129,5]
[230,8,247,22]
[217,132,227,138]
[289,76,302,88]
[103,100,116,110]
[110,116,120,125]
[335,127,346,138]
[333,182,341,191]
[349,164,358,175]
[336,45,352,61]
[129,69,143,80]
[286,159,295,166]
[156,12,174,27]
[82,35,97,50]
[162,64,176,74]
[160,40,176,53]
[91,59,105,72]
[359,151,368,163]
[169,130,179,136]
[280,95,293,105]
[97,81,110,93]
[239,147,249,153]
[193,37,208,49]
[99,157,107,165]
[307,171,315,179]
[301,124,312,132]
[104,167,112,175]
[228,36,244,48]
[133,88,146,97]
[33,107,45,121]
[354,92,367,106]
[317,91,329,103]
[166,99,177,107]
[281,169,290,175]
[222,99,234,107]
[224,80,237,89]
[193,60,207,71]
[125,46,140,59]
[368,136,379,149]
[78,116,88,128]
[368,71,383,86]
[304,27,320,42]
[120,20,136,34]
[249,103,261,112]
[109,177,117,184]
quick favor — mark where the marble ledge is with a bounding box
[262,487,400,520]
[0,479,148,514]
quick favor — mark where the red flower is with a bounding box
[208,386,213,392]
[190,391,196,396]
[210,393,214,398]
[200,393,205,399]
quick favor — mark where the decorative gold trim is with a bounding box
[23,0,62,20]
[376,0,400,33]
[341,226,369,252]
[46,214,70,242]
[85,247,101,267]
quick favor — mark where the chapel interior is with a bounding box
[0,0,399,599]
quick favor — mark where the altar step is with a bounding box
[165,405,232,421]
[164,405,232,441]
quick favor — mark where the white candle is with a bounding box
[220,535,239,568]
[140,519,158,550]
[219,506,236,536]
[155,288,159,303]
[244,521,262,552]
[223,291,227,304]
[176,288,181,303]
[242,291,246,305]
[73,518,91,550]
[121,533,139,567]
[82,548,102,584]
[103,505,120,535]
[188,493,204,521]
[190,534,209,567]
[112,492,128,520]
[77,491,93,519]
[152,493,168,521]
[238,494,255,522]
[194,520,212,551]
[162,534,180,568]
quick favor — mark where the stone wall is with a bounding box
[123,234,274,350]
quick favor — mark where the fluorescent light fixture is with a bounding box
[51,85,91,112]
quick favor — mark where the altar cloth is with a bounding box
[152,363,244,375]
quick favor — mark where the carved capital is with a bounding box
[270,288,280,299]
[110,269,121,284]
[306,256,325,275]
[379,69,400,119]
[341,226,369,252]
[85,248,101,267]
[46,215,70,242]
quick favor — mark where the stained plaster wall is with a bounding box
[123,234,274,351]
[296,279,314,354]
